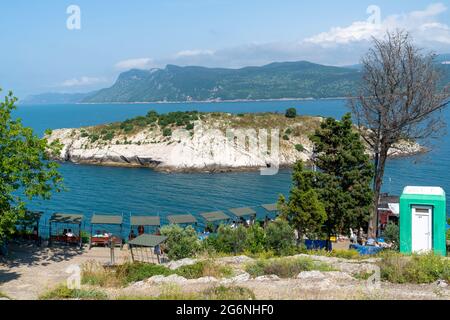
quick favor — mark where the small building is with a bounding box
[400,186,447,256]
[377,194,400,236]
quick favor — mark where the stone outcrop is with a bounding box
[46,115,425,173]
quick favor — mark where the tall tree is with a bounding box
[278,161,327,240]
[310,114,374,238]
[0,89,63,242]
[349,30,450,238]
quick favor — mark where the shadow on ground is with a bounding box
[0,269,20,284]
[0,242,85,268]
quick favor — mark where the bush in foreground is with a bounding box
[175,260,233,279]
[116,262,173,284]
[205,220,297,256]
[161,225,200,260]
[378,252,450,284]
[264,219,297,256]
[39,285,107,300]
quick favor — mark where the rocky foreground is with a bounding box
[46,112,425,173]
[108,254,449,300]
[1,245,448,300]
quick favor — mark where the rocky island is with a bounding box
[46,111,425,173]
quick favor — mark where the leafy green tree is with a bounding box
[279,162,326,240]
[285,108,297,118]
[265,219,296,255]
[0,90,63,242]
[244,224,266,254]
[206,224,249,254]
[309,113,374,238]
[160,225,200,260]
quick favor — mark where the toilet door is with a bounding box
[411,206,432,253]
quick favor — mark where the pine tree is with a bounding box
[309,113,374,238]
[278,162,327,240]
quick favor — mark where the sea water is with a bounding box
[14,99,450,237]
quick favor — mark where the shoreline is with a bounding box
[46,111,426,174]
[56,150,426,174]
[20,96,349,106]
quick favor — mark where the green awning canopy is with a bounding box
[200,211,230,222]
[129,234,167,247]
[167,214,197,225]
[229,207,256,217]
[91,214,123,225]
[130,216,161,226]
[50,213,83,224]
[262,203,279,212]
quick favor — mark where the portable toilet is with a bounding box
[399,186,446,256]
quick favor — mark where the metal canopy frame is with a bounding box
[229,207,256,217]
[261,203,278,212]
[129,234,168,264]
[91,214,123,225]
[49,213,84,249]
[90,214,124,249]
[129,234,167,247]
[200,211,230,223]
[130,216,161,227]
[167,214,198,225]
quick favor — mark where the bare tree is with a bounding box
[349,30,450,238]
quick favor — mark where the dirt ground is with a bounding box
[0,243,448,300]
[0,243,131,300]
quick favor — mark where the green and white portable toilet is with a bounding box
[399,186,447,256]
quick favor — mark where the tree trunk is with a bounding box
[368,146,388,239]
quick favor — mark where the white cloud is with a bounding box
[305,3,450,46]
[61,76,107,87]
[113,4,450,71]
[115,58,154,70]
[175,49,215,58]
[409,2,447,18]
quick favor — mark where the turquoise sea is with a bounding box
[14,99,450,237]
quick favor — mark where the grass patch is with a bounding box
[81,261,172,287]
[176,260,234,279]
[39,285,107,300]
[0,291,10,299]
[246,257,334,278]
[378,251,450,284]
[202,285,255,300]
[117,284,255,300]
[116,262,173,284]
[81,261,123,287]
[305,249,363,260]
[353,270,376,280]
[81,260,234,287]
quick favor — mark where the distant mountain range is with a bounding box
[22,92,97,104]
[23,57,450,104]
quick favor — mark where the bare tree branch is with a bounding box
[349,30,450,238]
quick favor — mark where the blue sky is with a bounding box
[1,0,449,97]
